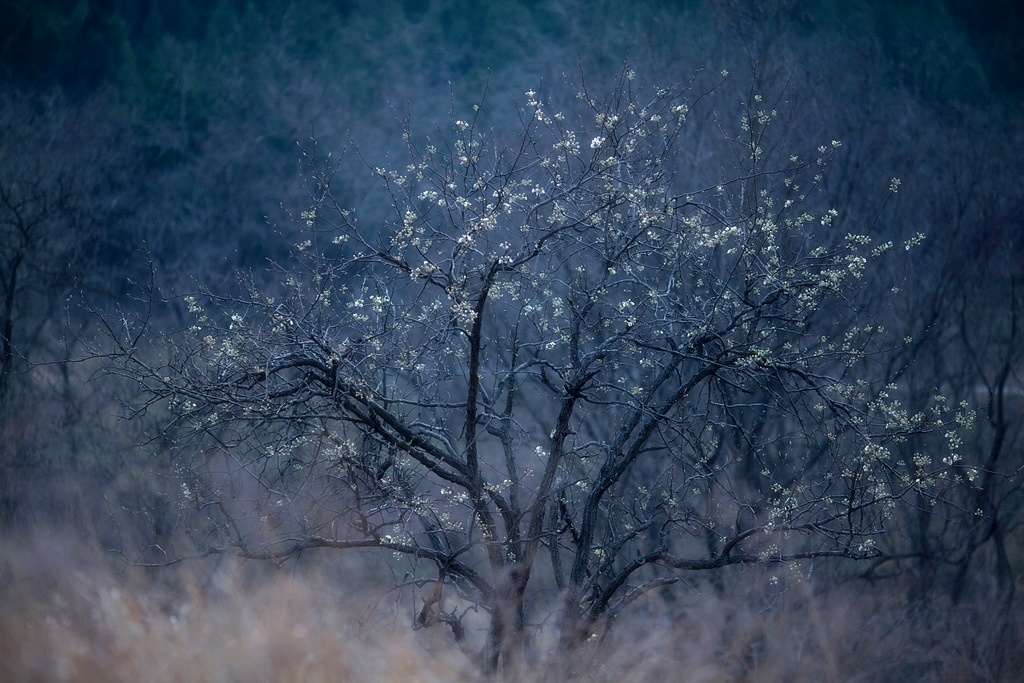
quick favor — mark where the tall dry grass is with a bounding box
[1,530,1021,682]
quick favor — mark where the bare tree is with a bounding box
[868,118,1024,602]
[106,69,970,675]
[0,86,136,526]
[0,90,82,404]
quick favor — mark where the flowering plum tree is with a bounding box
[108,69,970,674]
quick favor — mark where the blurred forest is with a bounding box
[2,0,1023,680]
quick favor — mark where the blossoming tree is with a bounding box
[108,69,970,674]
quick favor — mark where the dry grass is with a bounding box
[1,532,1021,682]
[579,580,1022,683]
[0,534,472,683]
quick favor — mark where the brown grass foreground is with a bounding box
[1,531,1021,682]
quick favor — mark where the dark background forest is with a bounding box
[2,1,1023,680]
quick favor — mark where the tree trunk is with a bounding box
[481,566,529,678]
